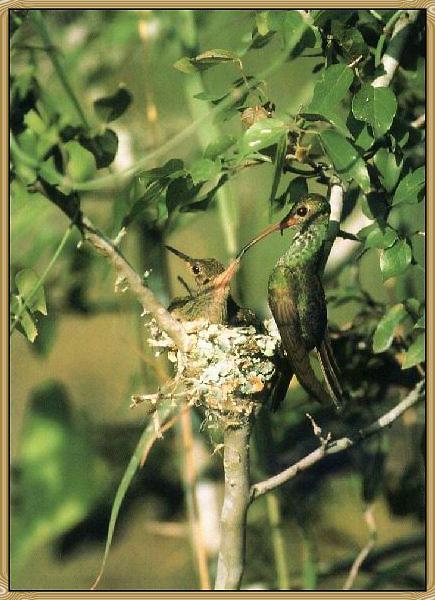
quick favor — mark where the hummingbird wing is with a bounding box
[297,275,345,410]
[269,282,330,406]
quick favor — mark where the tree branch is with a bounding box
[81,217,191,352]
[343,504,377,590]
[250,380,424,502]
[325,10,421,276]
[215,422,252,590]
[372,10,420,88]
[321,183,344,273]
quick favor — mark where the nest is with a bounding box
[144,319,281,429]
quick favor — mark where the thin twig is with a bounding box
[10,224,73,334]
[81,217,191,352]
[180,409,211,590]
[30,11,90,128]
[250,380,424,501]
[177,9,238,257]
[69,34,299,193]
[140,406,189,468]
[343,504,377,590]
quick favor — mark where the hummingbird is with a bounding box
[240,193,345,410]
[165,245,257,326]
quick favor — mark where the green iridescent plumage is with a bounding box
[266,194,345,409]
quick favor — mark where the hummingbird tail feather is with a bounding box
[270,357,293,411]
[316,335,346,409]
[324,331,342,377]
[279,325,330,406]
[316,343,345,410]
[291,351,331,406]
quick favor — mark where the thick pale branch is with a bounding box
[373,10,420,88]
[325,10,421,276]
[81,217,191,352]
[215,422,252,590]
[250,380,424,502]
[321,183,344,273]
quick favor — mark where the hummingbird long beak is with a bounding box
[214,257,241,287]
[165,244,192,263]
[236,209,298,259]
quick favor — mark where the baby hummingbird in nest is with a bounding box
[165,245,257,326]
[238,194,346,411]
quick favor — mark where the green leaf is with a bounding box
[188,158,221,185]
[35,126,59,161]
[195,48,239,63]
[271,10,306,51]
[79,129,119,169]
[375,33,386,67]
[140,159,185,181]
[16,128,39,156]
[392,167,425,205]
[361,192,388,221]
[256,11,269,36]
[308,64,354,116]
[240,117,286,155]
[12,382,110,571]
[94,86,133,122]
[275,176,308,209]
[269,133,287,208]
[414,312,425,329]
[305,64,353,136]
[92,398,177,590]
[32,308,57,357]
[174,49,239,73]
[365,225,397,249]
[10,296,38,343]
[39,156,63,186]
[374,149,403,192]
[123,179,169,227]
[380,239,412,281]
[331,19,368,60]
[14,162,37,185]
[15,269,47,315]
[64,141,97,183]
[352,84,398,137]
[390,119,410,149]
[204,134,236,160]
[166,176,198,214]
[193,90,228,102]
[347,114,374,151]
[372,303,407,353]
[179,174,228,213]
[402,332,425,369]
[320,129,370,192]
[23,109,46,135]
[173,57,198,74]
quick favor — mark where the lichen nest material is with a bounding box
[147,319,281,425]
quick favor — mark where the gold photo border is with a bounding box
[1,2,432,598]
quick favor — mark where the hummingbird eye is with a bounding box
[192,264,201,275]
[296,206,308,217]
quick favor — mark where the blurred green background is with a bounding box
[10,9,425,590]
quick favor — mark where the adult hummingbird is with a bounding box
[165,245,257,326]
[240,194,345,410]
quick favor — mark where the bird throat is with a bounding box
[278,218,329,270]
